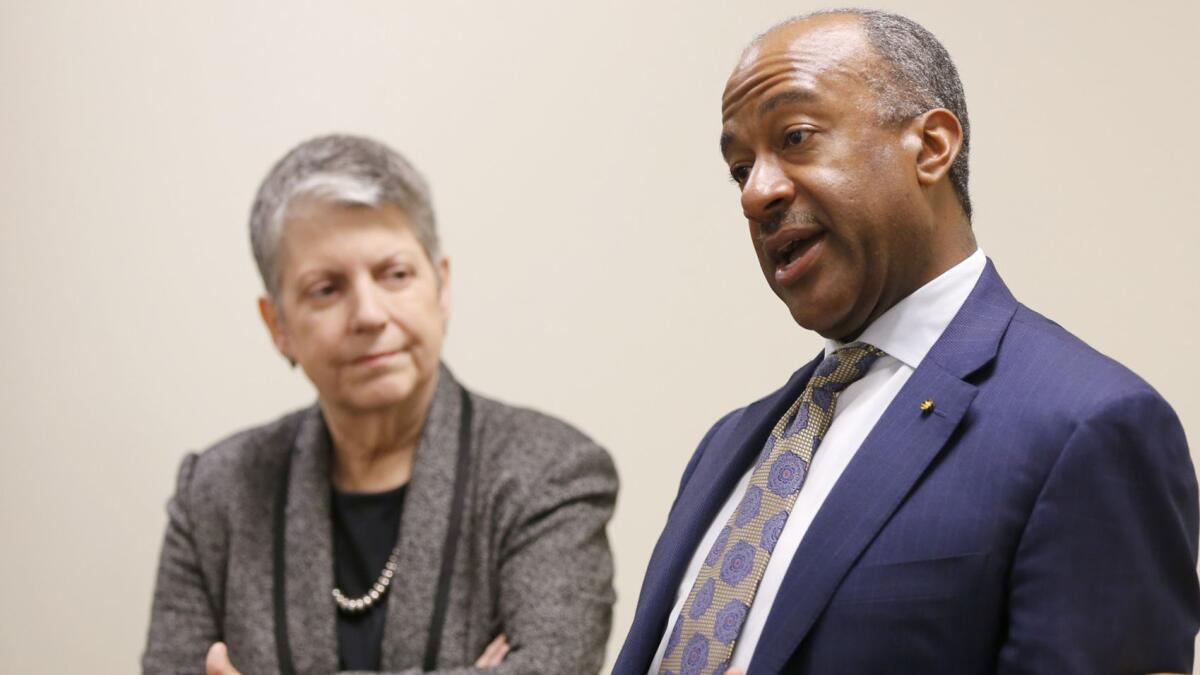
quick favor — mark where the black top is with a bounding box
[330,483,407,671]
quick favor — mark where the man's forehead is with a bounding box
[744,14,869,64]
[721,16,876,124]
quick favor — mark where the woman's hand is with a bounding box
[473,633,510,669]
[205,642,242,675]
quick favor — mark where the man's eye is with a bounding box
[729,165,751,185]
[785,129,808,147]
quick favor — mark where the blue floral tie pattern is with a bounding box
[659,344,884,675]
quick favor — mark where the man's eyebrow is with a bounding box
[758,89,817,117]
[720,132,736,157]
[721,88,818,157]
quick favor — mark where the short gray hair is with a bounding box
[249,134,440,298]
[766,9,972,219]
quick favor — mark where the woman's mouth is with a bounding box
[352,349,401,366]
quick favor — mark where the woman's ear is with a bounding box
[437,256,452,320]
[258,295,295,366]
[912,108,963,188]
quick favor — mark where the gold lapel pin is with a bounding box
[919,399,935,414]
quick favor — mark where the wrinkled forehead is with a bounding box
[721,18,876,122]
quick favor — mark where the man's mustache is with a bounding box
[758,206,821,236]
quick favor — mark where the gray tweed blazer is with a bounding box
[142,366,618,674]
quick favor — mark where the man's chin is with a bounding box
[785,301,855,341]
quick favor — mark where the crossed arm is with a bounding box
[144,438,619,675]
[204,636,513,674]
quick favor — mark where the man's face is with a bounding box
[720,16,936,341]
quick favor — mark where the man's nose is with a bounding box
[741,159,794,231]
[350,282,388,331]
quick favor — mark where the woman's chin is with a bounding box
[330,377,426,414]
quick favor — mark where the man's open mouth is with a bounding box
[776,233,822,268]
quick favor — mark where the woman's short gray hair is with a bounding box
[249,134,439,298]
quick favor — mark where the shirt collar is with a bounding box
[824,248,987,369]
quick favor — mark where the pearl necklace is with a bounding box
[332,545,400,614]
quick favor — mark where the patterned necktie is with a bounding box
[659,344,885,675]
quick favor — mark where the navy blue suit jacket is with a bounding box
[614,263,1199,674]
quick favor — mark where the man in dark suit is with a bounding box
[614,9,1199,674]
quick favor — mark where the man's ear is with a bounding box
[258,295,294,366]
[911,108,963,187]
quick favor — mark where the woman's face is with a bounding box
[260,200,449,416]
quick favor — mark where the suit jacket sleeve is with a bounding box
[343,438,619,675]
[997,388,1200,673]
[142,452,222,675]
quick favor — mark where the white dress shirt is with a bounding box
[648,249,987,673]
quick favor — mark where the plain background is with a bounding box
[2,0,1197,671]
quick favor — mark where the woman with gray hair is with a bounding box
[142,134,618,674]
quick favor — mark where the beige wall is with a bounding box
[2,0,1197,671]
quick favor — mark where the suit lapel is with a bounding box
[618,359,822,671]
[282,406,339,674]
[749,260,1018,673]
[380,366,464,669]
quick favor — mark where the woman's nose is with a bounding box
[350,284,388,331]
